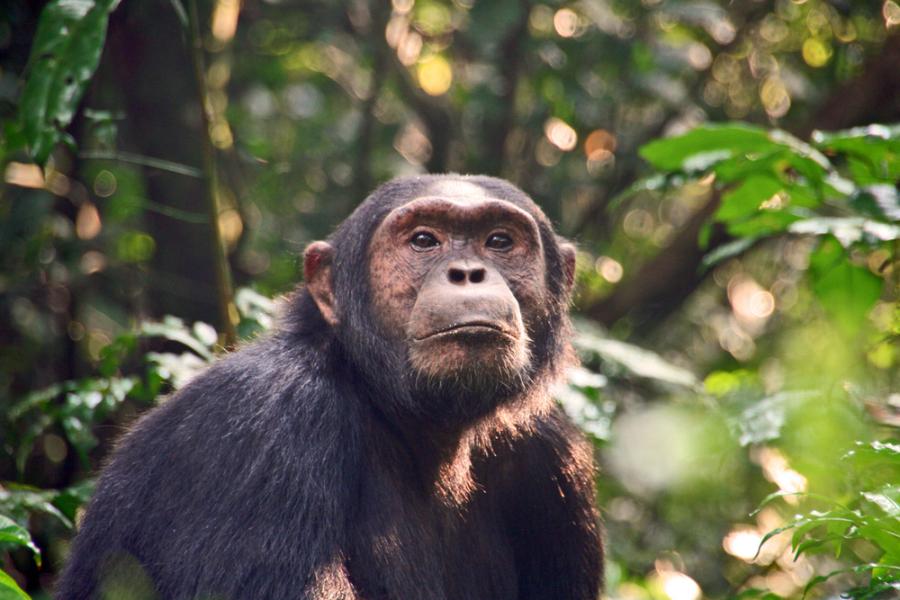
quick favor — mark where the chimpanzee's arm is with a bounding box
[54,339,362,600]
[500,407,604,600]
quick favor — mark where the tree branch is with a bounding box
[188,0,237,347]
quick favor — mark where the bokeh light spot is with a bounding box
[212,0,241,42]
[93,170,117,197]
[416,55,453,96]
[760,77,791,118]
[76,202,102,240]
[544,117,578,151]
[802,38,832,67]
[554,8,579,37]
[4,162,44,189]
[584,129,617,160]
[886,1,900,28]
[218,208,243,249]
[722,527,763,562]
[595,256,623,283]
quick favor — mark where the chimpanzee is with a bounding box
[56,175,603,600]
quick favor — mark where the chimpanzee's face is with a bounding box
[367,180,548,392]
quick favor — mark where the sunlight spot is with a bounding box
[80,251,107,275]
[544,117,577,151]
[529,5,554,35]
[802,38,832,67]
[753,447,807,501]
[728,276,776,322]
[884,1,900,27]
[655,562,702,600]
[4,162,44,189]
[686,43,712,70]
[394,122,432,165]
[76,202,102,240]
[397,30,422,65]
[218,208,243,249]
[93,170,117,198]
[554,8,579,37]
[392,0,414,15]
[416,55,453,96]
[760,77,791,118]
[212,0,241,42]
[595,256,623,283]
[722,527,763,562]
[584,128,617,159]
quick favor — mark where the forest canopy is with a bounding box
[1,0,898,598]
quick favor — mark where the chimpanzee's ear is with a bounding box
[559,241,577,295]
[304,241,338,326]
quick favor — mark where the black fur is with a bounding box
[56,175,603,600]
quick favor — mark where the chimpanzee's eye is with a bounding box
[485,232,514,251]
[410,231,440,250]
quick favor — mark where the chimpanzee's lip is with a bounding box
[414,321,514,341]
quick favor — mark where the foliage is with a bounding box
[750,441,900,599]
[10,0,122,165]
[579,119,897,599]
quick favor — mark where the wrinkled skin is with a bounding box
[56,175,602,600]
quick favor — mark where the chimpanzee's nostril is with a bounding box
[470,269,486,283]
[448,268,466,283]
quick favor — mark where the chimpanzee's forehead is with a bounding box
[412,177,545,218]
[422,179,490,201]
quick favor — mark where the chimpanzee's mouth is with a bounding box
[414,321,514,341]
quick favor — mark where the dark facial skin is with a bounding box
[367,194,548,389]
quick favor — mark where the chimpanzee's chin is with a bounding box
[408,364,530,427]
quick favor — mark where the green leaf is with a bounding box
[167,0,188,27]
[716,175,783,222]
[0,485,73,531]
[850,185,900,222]
[858,523,900,557]
[843,440,900,467]
[19,0,122,165]
[52,480,95,523]
[573,325,699,389]
[0,570,30,600]
[812,124,900,184]
[701,236,759,270]
[725,209,805,238]
[639,123,776,172]
[809,237,883,335]
[0,515,40,565]
[862,487,900,517]
[732,392,813,446]
[140,318,216,360]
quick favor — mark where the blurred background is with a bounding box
[0,0,898,598]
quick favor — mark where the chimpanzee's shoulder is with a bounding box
[116,333,349,462]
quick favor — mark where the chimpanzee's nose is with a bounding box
[447,261,487,284]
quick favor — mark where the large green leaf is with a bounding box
[0,570,30,600]
[574,325,699,389]
[639,123,776,172]
[715,175,783,222]
[812,124,900,184]
[19,0,122,165]
[809,236,883,335]
[0,515,40,564]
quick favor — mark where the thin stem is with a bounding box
[187,0,237,348]
[79,149,203,178]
